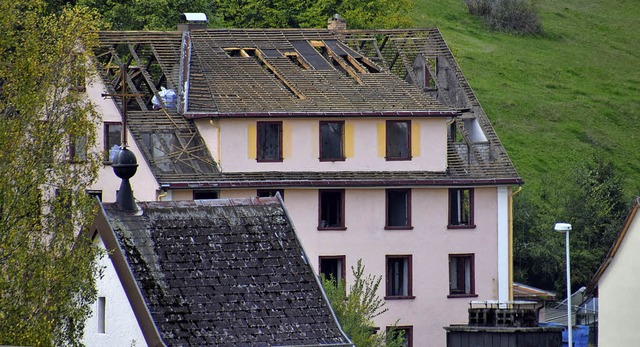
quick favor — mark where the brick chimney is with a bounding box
[327,14,347,31]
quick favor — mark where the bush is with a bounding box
[465,0,543,35]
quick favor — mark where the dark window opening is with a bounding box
[449,188,474,227]
[386,189,411,229]
[104,122,122,163]
[285,53,311,70]
[318,190,345,229]
[257,121,282,162]
[320,121,344,161]
[193,191,219,200]
[386,255,413,298]
[386,326,413,347]
[86,190,103,202]
[257,189,284,200]
[319,256,346,284]
[69,135,88,162]
[449,254,475,297]
[386,120,411,160]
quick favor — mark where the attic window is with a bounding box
[284,52,311,70]
[310,40,381,84]
[223,47,305,99]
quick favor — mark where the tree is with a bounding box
[321,259,405,347]
[513,157,628,293]
[214,0,413,29]
[0,1,102,345]
[75,0,221,30]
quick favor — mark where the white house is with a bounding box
[587,196,640,347]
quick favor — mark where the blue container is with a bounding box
[539,323,589,347]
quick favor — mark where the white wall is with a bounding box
[598,211,640,347]
[83,239,146,347]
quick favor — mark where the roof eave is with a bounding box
[161,177,524,189]
[184,110,461,119]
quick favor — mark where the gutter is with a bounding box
[184,110,461,119]
[162,177,524,189]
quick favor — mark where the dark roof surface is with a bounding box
[185,29,454,114]
[101,197,351,346]
[95,28,521,187]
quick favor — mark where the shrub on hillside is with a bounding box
[466,0,543,35]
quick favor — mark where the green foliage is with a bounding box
[321,259,405,347]
[76,0,221,30]
[465,0,543,34]
[513,158,628,293]
[0,0,102,345]
[63,0,413,30]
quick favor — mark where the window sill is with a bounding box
[319,157,346,162]
[385,157,412,161]
[385,226,414,230]
[447,293,478,299]
[384,295,415,300]
[447,224,477,230]
[256,159,283,163]
[317,227,347,231]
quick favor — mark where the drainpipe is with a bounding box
[509,186,523,300]
[157,189,168,201]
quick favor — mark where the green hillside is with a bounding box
[412,0,640,196]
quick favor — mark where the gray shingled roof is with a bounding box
[95,28,521,187]
[99,197,352,346]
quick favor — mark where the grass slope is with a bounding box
[411,0,640,196]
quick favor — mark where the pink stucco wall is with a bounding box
[280,187,500,345]
[195,118,448,172]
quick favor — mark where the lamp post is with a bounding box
[555,222,572,346]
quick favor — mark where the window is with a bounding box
[319,121,344,161]
[449,254,476,297]
[386,120,411,160]
[386,326,413,347]
[257,121,282,162]
[69,135,87,162]
[193,191,219,200]
[386,255,413,299]
[97,296,106,334]
[318,190,345,230]
[386,189,412,229]
[104,122,122,163]
[448,188,474,228]
[257,189,284,200]
[319,256,346,284]
[55,189,72,220]
[86,190,103,202]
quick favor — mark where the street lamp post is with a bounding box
[555,222,572,347]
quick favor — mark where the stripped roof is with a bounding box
[93,197,352,347]
[94,28,521,187]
